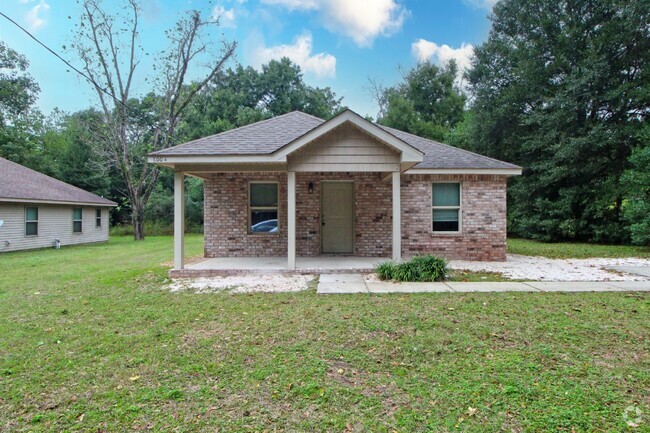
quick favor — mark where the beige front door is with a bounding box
[321,181,354,254]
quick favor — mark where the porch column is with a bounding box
[392,171,401,261]
[174,171,185,270]
[287,171,296,269]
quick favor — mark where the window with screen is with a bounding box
[432,183,461,232]
[96,209,102,227]
[249,183,279,233]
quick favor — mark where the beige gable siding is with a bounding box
[0,204,109,253]
[287,123,400,172]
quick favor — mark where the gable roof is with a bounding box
[150,109,521,172]
[0,157,116,207]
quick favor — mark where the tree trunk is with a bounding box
[131,200,145,240]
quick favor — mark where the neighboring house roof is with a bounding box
[150,109,521,172]
[0,157,116,207]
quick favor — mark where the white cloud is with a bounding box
[260,0,407,47]
[212,4,236,28]
[252,33,336,78]
[464,0,499,10]
[412,39,474,75]
[25,0,50,31]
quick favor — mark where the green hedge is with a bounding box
[376,255,448,282]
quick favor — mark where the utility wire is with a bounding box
[0,10,130,111]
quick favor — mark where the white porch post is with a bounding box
[287,171,296,269]
[174,171,185,270]
[392,171,401,262]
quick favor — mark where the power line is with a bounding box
[0,11,130,111]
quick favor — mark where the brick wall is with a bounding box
[204,172,508,261]
[401,174,508,261]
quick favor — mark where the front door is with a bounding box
[321,181,354,254]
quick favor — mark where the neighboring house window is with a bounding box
[249,182,279,233]
[25,206,38,236]
[73,208,83,233]
[96,209,102,227]
[432,183,461,232]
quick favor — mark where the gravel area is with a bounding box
[449,255,650,281]
[168,274,316,293]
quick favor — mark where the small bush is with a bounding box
[376,255,448,282]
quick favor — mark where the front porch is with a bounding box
[169,256,388,277]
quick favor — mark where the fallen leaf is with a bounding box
[129,375,140,382]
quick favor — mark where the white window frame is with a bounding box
[96,209,102,228]
[73,208,83,234]
[248,181,280,234]
[25,206,39,237]
[431,181,462,234]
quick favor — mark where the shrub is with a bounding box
[376,255,448,282]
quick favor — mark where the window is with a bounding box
[25,207,38,236]
[96,209,102,228]
[432,183,461,232]
[249,183,278,233]
[73,208,83,233]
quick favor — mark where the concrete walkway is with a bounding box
[317,274,650,294]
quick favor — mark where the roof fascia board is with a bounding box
[0,198,117,207]
[405,168,523,176]
[272,111,424,162]
[147,155,278,164]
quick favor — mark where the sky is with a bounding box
[0,0,497,119]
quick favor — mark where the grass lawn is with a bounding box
[1,236,648,432]
[508,238,650,259]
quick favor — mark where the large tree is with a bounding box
[72,0,236,239]
[179,58,343,141]
[468,0,649,243]
[0,42,45,169]
[373,61,466,141]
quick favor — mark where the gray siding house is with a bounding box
[0,157,116,252]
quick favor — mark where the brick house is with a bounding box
[148,110,521,273]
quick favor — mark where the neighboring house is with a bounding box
[0,157,116,252]
[148,110,522,271]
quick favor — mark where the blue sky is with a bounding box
[1,0,496,119]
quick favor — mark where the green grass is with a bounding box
[508,238,650,259]
[1,236,648,432]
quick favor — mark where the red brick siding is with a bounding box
[203,173,507,261]
[401,174,507,261]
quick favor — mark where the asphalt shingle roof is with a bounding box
[152,110,520,170]
[0,157,116,206]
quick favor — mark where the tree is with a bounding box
[0,41,45,169]
[467,0,649,243]
[622,125,650,246]
[72,0,236,239]
[179,58,343,141]
[373,61,466,141]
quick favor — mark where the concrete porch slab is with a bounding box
[172,256,387,277]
